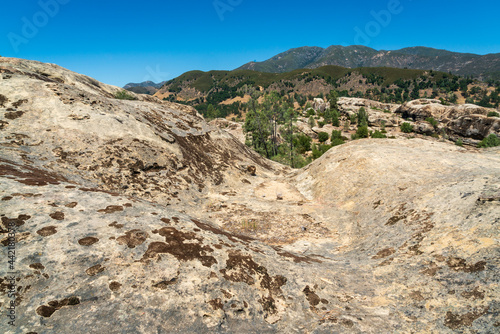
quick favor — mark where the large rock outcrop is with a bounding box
[396,99,500,141]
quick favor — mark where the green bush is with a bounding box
[400,122,413,133]
[349,114,357,125]
[311,144,331,159]
[487,111,500,118]
[331,130,342,140]
[295,134,312,153]
[425,117,438,128]
[356,126,369,138]
[307,109,316,116]
[317,121,325,128]
[332,110,340,127]
[331,138,345,147]
[455,139,463,147]
[371,130,387,138]
[318,132,329,143]
[308,115,316,128]
[114,90,137,100]
[478,134,500,148]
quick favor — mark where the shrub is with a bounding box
[308,115,316,128]
[487,111,500,118]
[331,138,344,147]
[400,122,413,133]
[317,121,325,128]
[311,144,330,159]
[356,126,369,138]
[455,139,463,147]
[332,111,340,127]
[358,107,368,127]
[425,117,438,128]
[371,130,387,138]
[114,90,137,100]
[331,130,342,140]
[295,134,312,153]
[318,132,329,143]
[478,134,500,148]
[307,109,316,116]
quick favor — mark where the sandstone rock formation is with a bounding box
[396,99,500,142]
[1,59,499,333]
[312,98,330,112]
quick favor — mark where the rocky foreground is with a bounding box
[1,58,499,333]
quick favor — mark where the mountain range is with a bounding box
[237,46,500,80]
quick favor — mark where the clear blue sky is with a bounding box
[1,0,498,87]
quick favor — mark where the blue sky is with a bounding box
[1,0,499,87]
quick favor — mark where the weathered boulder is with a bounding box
[447,114,500,140]
[312,98,330,112]
[338,97,400,116]
[396,99,495,122]
[396,99,500,140]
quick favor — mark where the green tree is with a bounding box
[356,125,369,138]
[318,132,329,143]
[400,122,414,133]
[308,115,316,128]
[357,107,368,127]
[331,130,342,140]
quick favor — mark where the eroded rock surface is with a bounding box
[1,59,499,333]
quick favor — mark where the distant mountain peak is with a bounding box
[237,45,500,80]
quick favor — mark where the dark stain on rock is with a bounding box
[36,226,57,237]
[1,196,13,201]
[36,296,80,318]
[143,228,216,267]
[109,221,124,229]
[461,287,485,300]
[1,214,31,230]
[36,305,56,318]
[220,250,286,317]
[5,110,24,120]
[221,289,232,299]
[49,211,65,220]
[65,202,78,208]
[123,203,133,207]
[446,257,486,273]
[192,219,253,244]
[160,218,171,224]
[109,281,122,291]
[86,264,105,276]
[209,298,223,310]
[372,248,395,259]
[78,237,99,246]
[97,205,124,214]
[0,159,66,186]
[29,263,45,270]
[444,307,489,329]
[303,286,321,309]
[220,251,260,285]
[421,262,440,276]
[12,99,28,108]
[116,230,148,248]
[276,249,321,264]
[409,291,425,301]
[153,278,177,290]
[340,319,354,328]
